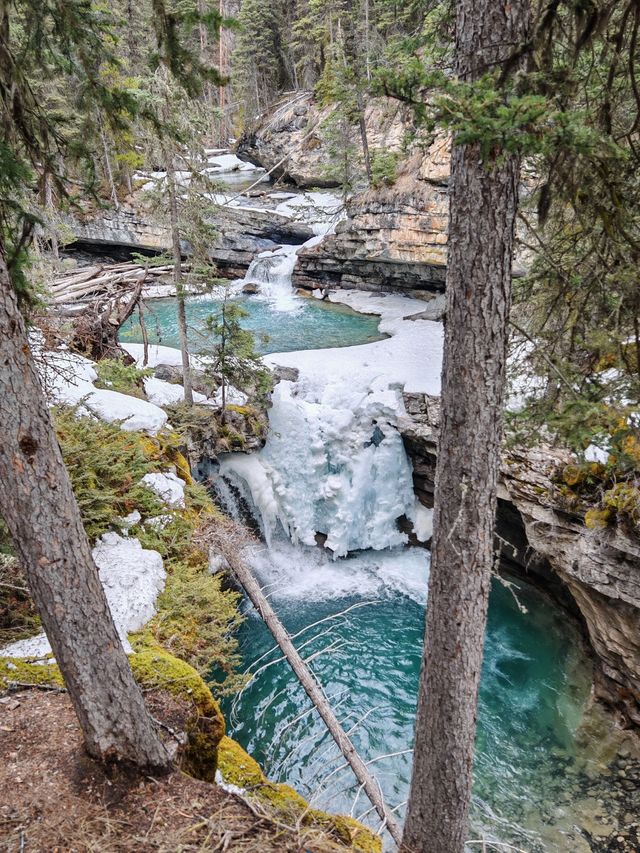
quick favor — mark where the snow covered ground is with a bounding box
[1,533,166,659]
[39,349,169,435]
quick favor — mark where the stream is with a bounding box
[122,171,639,851]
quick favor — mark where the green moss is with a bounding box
[135,555,244,691]
[217,734,264,787]
[0,657,63,689]
[217,737,381,853]
[129,647,225,782]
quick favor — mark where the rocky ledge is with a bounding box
[401,392,640,729]
[293,144,450,297]
[237,91,452,297]
[65,200,313,278]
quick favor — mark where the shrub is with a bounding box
[54,408,164,540]
[371,148,399,188]
[94,358,152,398]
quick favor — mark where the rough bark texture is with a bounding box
[0,251,170,771]
[402,2,530,851]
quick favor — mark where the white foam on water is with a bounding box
[244,538,430,606]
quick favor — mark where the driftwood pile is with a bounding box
[50,261,181,305]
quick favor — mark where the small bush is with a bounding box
[94,358,152,398]
[371,149,399,188]
[55,408,164,540]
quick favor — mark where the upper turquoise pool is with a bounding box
[119,294,385,354]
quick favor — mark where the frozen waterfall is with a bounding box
[213,192,432,560]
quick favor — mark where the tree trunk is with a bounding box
[401,2,530,851]
[164,152,194,405]
[44,171,59,260]
[0,251,170,771]
[99,121,119,211]
[357,93,372,184]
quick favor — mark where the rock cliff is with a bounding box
[237,91,411,189]
[293,143,450,297]
[66,200,313,278]
[401,393,640,728]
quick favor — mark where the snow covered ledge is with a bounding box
[1,534,166,659]
[38,348,168,435]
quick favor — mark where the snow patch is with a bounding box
[144,376,210,407]
[585,444,610,464]
[1,534,165,659]
[213,385,248,407]
[40,349,167,435]
[141,472,186,508]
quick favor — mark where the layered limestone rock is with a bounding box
[293,141,450,297]
[400,392,640,728]
[66,202,313,278]
[237,91,411,189]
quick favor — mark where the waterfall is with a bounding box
[212,190,429,561]
[245,244,302,312]
[216,370,421,558]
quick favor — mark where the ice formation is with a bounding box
[217,291,444,558]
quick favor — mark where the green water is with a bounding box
[119,295,385,354]
[223,567,601,851]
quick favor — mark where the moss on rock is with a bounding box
[129,647,225,782]
[217,736,382,853]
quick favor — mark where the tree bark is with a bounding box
[0,250,170,771]
[44,171,59,260]
[164,151,194,405]
[402,2,530,851]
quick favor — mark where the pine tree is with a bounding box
[402,0,530,849]
[0,0,222,770]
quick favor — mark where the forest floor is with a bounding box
[0,689,355,853]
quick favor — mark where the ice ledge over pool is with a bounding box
[263,290,444,399]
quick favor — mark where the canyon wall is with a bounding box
[401,393,640,728]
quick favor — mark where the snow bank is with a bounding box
[205,152,260,173]
[143,376,210,406]
[264,290,444,397]
[141,471,186,508]
[93,533,166,640]
[213,385,248,406]
[40,350,168,435]
[1,534,165,659]
[123,343,206,371]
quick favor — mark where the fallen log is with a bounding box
[226,552,403,846]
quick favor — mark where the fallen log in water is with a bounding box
[211,530,403,847]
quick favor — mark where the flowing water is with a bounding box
[221,541,595,851]
[121,173,636,850]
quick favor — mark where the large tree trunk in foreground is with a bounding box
[0,251,170,771]
[402,2,530,851]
